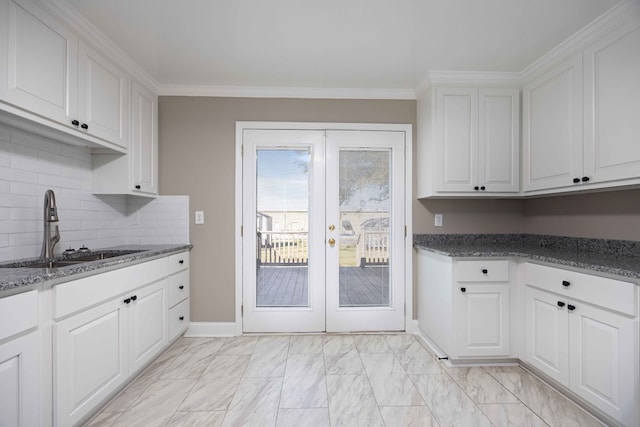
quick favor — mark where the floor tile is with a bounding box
[360,352,424,406]
[101,374,155,413]
[354,334,392,353]
[326,374,384,427]
[289,335,323,354]
[178,376,241,411]
[111,379,196,427]
[478,403,548,427]
[85,411,122,427]
[411,374,492,427]
[276,408,330,427]
[379,406,439,427]
[280,373,328,408]
[167,411,226,427]
[444,366,519,404]
[324,348,365,374]
[217,336,259,355]
[323,334,356,354]
[285,353,324,377]
[244,347,288,377]
[395,341,441,375]
[161,338,225,379]
[222,377,283,426]
[385,334,422,353]
[201,354,251,379]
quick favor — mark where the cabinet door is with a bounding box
[569,302,638,426]
[131,80,158,195]
[0,331,38,427]
[524,286,569,385]
[77,41,129,149]
[55,298,128,427]
[456,284,510,357]
[0,0,77,124]
[583,22,640,185]
[522,54,583,192]
[478,89,519,192]
[435,87,478,192]
[129,279,167,373]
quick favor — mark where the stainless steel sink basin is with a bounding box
[0,250,145,269]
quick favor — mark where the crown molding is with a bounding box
[520,0,640,82]
[41,0,160,92]
[157,84,417,100]
[427,70,522,86]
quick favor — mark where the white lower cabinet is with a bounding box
[0,290,39,427]
[524,263,639,426]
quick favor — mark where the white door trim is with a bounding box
[235,121,413,334]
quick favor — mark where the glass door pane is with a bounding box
[338,149,391,307]
[256,149,310,307]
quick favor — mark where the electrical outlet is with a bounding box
[434,213,443,227]
[195,211,205,224]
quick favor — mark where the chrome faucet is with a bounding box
[41,189,60,259]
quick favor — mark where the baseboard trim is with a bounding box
[186,322,240,337]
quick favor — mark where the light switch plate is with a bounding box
[434,213,443,227]
[195,211,205,224]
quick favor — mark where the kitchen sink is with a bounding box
[0,250,146,269]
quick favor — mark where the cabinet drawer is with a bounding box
[456,260,509,282]
[0,290,38,341]
[525,263,637,316]
[168,270,189,308]
[168,299,189,341]
[167,251,189,275]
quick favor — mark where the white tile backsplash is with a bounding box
[0,124,189,261]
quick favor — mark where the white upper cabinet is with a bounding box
[0,0,130,151]
[78,41,129,149]
[0,0,78,124]
[130,81,158,195]
[418,86,519,197]
[583,22,640,185]
[523,12,640,195]
[523,54,583,192]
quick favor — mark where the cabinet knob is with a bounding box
[460,287,466,293]
[179,285,184,290]
[474,186,479,191]
[567,304,576,311]
[179,316,185,321]
[179,260,184,264]
[71,119,79,127]
[480,186,486,191]
[562,280,570,287]
[581,176,590,182]
[482,269,488,274]
[80,123,89,130]
[557,301,565,307]
[131,295,137,301]
[573,178,580,183]
[135,185,141,190]
[123,298,131,304]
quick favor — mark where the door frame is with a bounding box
[234,121,413,334]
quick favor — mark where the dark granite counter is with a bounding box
[0,244,193,294]
[414,234,640,279]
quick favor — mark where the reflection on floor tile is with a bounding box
[86,333,606,427]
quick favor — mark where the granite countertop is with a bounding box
[414,234,640,279]
[0,244,193,294]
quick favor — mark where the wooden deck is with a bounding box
[256,266,389,307]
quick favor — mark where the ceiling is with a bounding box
[63,0,621,93]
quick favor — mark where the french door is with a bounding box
[241,128,406,333]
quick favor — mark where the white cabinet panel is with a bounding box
[524,286,570,385]
[0,0,77,124]
[129,280,167,373]
[0,331,38,427]
[169,298,189,341]
[456,284,510,357]
[78,41,129,149]
[131,80,158,195]
[523,54,583,192]
[584,23,640,185]
[569,301,637,426]
[55,298,128,427]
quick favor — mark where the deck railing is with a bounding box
[358,231,389,266]
[257,231,308,266]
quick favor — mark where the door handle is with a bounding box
[328,238,336,247]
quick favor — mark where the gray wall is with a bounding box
[159,96,640,323]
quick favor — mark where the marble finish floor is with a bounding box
[85,334,603,427]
